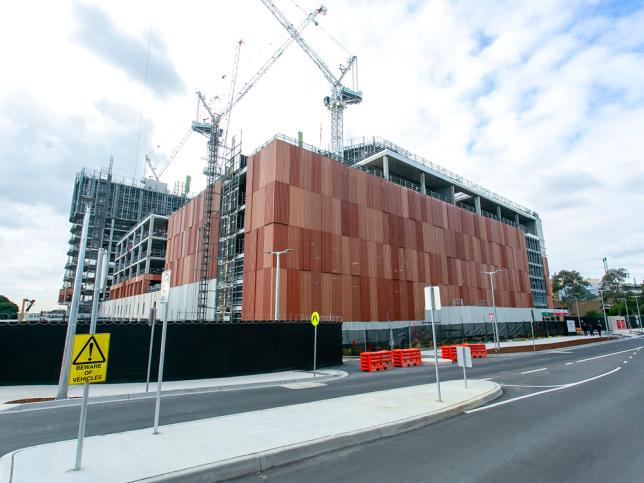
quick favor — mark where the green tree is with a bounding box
[599,268,629,305]
[0,295,19,319]
[552,270,594,302]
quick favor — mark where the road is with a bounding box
[232,337,644,483]
[0,337,641,480]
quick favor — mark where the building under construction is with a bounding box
[59,163,189,315]
[99,134,553,331]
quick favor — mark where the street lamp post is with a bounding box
[574,297,582,329]
[266,249,293,321]
[632,296,642,331]
[598,289,610,335]
[482,269,502,351]
[621,298,631,332]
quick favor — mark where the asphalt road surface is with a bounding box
[233,337,644,483]
[1,336,641,483]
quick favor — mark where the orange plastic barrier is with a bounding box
[392,349,423,367]
[441,345,457,362]
[467,343,488,358]
[360,351,393,372]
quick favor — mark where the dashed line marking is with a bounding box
[566,362,574,366]
[521,368,547,374]
[575,347,642,363]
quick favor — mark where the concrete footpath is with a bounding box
[0,379,501,483]
[0,370,347,412]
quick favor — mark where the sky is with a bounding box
[1,0,643,311]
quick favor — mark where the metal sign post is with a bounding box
[311,312,320,377]
[154,270,171,435]
[73,247,104,470]
[424,286,442,402]
[530,309,536,351]
[456,345,472,388]
[145,304,157,393]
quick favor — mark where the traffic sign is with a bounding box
[160,270,171,304]
[68,333,110,385]
[311,311,320,327]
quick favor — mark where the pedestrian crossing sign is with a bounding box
[68,333,110,385]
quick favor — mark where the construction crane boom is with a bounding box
[193,5,325,322]
[260,0,362,161]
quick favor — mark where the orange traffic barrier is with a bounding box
[360,351,393,372]
[441,345,457,362]
[466,343,488,358]
[392,349,422,367]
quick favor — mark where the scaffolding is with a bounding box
[215,149,247,322]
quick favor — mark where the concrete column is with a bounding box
[496,206,502,220]
[383,155,390,180]
[514,213,520,224]
[420,172,427,195]
[474,196,482,215]
[437,185,455,204]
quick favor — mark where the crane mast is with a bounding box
[192,5,325,322]
[260,0,362,161]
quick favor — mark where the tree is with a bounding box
[552,270,594,303]
[599,268,630,305]
[0,295,18,319]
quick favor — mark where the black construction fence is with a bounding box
[0,320,341,385]
[342,320,588,355]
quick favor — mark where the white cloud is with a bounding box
[1,0,643,309]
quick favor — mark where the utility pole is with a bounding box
[482,269,502,350]
[57,200,92,400]
[574,297,582,329]
[266,249,293,320]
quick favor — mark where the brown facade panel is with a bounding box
[165,182,220,287]
[238,139,540,321]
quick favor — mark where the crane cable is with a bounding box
[135,28,153,179]
[287,0,351,54]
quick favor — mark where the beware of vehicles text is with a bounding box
[68,333,110,385]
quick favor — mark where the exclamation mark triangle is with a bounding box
[73,336,106,364]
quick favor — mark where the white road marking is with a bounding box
[623,361,628,364]
[502,384,565,388]
[565,362,574,365]
[575,347,642,363]
[466,367,621,414]
[521,368,547,374]
[280,382,327,389]
[549,350,572,354]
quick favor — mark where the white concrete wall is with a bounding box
[99,279,217,321]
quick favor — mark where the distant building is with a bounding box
[59,164,189,315]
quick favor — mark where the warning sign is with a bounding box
[311,311,320,327]
[68,333,110,385]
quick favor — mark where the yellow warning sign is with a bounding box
[311,311,320,327]
[68,333,110,385]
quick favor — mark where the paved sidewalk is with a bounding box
[0,379,500,482]
[484,334,605,350]
[0,370,346,412]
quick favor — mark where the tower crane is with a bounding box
[192,5,326,322]
[260,0,362,161]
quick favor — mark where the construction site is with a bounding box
[7,1,561,384]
